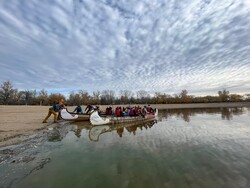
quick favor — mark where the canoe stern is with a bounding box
[90,111,110,125]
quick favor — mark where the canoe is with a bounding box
[89,119,157,141]
[90,109,158,125]
[59,109,111,122]
[59,109,90,121]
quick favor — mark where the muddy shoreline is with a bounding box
[0,122,73,188]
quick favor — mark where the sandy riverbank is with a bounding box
[0,102,249,147]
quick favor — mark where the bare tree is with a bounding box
[11,89,22,104]
[136,90,148,99]
[153,92,169,104]
[179,90,188,99]
[37,89,49,105]
[179,90,193,103]
[101,90,115,105]
[218,89,229,102]
[136,90,150,104]
[23,90,37,105]
[0,80,15,105]
[120,90,134,104]
[79,90,90,105]
[92,90,101,104]
[68,92,81,106]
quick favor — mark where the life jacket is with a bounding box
[137,108,141,114]
[147,106,151,112]
[130,109,134,116]
[115,108,121,116]
[105,108,109,115]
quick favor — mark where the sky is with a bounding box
[0,0,250,96]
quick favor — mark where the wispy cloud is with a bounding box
[0,0,249,95]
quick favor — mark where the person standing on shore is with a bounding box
[42,99,65,123]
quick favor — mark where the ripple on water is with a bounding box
[2,108,250,188]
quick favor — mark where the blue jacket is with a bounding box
[127,108,130,116]
[73,106,83,113]
[49,104,60,112]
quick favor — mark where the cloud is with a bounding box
[0,0,249,96]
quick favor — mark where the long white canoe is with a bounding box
[90,109,158,125]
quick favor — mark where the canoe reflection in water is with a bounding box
[88,120,157,141]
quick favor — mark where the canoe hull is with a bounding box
[59,109,90,121]
[90,109,158,125]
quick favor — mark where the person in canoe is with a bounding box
[85,104,94,114]
[73,105,83,114]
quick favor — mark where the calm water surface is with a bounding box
[1,107,250,188]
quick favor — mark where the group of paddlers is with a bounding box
[73,104,95,114]
[106,104,155,117]
[42,100,94,123]
[42,98,155,123]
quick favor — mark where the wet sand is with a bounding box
[0,102,249,147]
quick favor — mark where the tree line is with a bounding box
[0,80,249,105]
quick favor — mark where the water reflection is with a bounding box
[69,107,246,141]
[71,120,157,141]
[47,108,246,143]
[3,107,250,188]
[71,124,92,138]
[158,107,245,122]
[47,124,74,142]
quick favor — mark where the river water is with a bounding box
[1,107,250,188]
